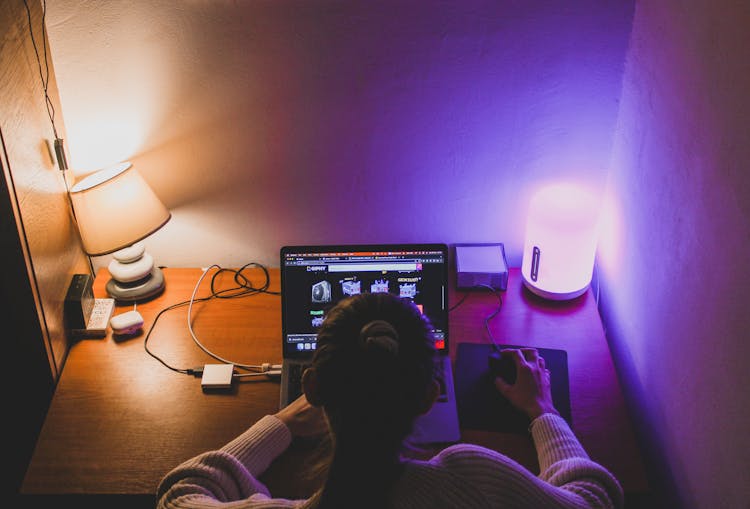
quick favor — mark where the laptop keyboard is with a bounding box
[434,357,448,402]
[288,362,311,402]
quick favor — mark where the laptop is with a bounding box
[279,243,461,444]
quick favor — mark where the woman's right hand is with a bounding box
[493,348,559,420]
[273,394,328,438]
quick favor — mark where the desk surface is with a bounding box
[22,267,647,500]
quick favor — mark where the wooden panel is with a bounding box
[0,0,89,376]
[1,0,89,498]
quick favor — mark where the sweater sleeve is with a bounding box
[156,415,293,509]
[529,413,624,508]
[431,413,624,509]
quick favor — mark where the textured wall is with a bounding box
[46,0,634,269]
[598,1,750,507]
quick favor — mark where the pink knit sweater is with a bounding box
[157,413,623,508]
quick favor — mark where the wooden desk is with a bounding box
[22,267,647,505]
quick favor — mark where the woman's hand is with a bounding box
[273,394,328,438]
[494,348,559,420]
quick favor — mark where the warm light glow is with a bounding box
[64,109,149,173]
[70,162,171,256]
[521,183,601,300]
[47,11,170,174]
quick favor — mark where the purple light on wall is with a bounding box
[595,2,750,507]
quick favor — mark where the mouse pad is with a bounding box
[454,343,572,434]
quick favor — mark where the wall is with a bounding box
[46,0,634,270]
[597,1,750,507]
[0,0,89,497]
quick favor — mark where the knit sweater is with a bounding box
[156,413,623,509]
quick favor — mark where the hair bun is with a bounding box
[359,320,399,355]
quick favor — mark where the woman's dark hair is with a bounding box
[306,291,436,508]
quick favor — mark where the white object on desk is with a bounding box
[71,298,116,339]
[201,364,234,390]
[87,298,115,332]
[110,310,144,335]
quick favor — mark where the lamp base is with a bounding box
[521,274,589,301]
[106,266,165,302]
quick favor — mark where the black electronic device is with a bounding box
[64,274,95,331]
[279,243,461,444]
[487,349,517,384]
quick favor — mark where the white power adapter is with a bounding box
[201,364,234,390]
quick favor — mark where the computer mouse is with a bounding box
[488,350,517,384]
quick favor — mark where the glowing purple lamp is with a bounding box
[521,183,600,300]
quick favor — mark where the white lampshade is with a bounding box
[521,183,600,300]
[70,162,170,256]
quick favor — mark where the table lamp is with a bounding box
[521,183,600,300]
[69,161,171,302]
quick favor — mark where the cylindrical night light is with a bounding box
[521,183,600,300]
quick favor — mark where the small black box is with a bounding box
[65,274,94,330]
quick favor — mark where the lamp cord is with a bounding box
[22,0,95,277]
[22,0,58,139]
[187,264,281,371]
[143,264,281,375]
[478,284,504,350]
[449,284,504,350]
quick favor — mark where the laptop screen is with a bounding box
[280,244,449,359]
